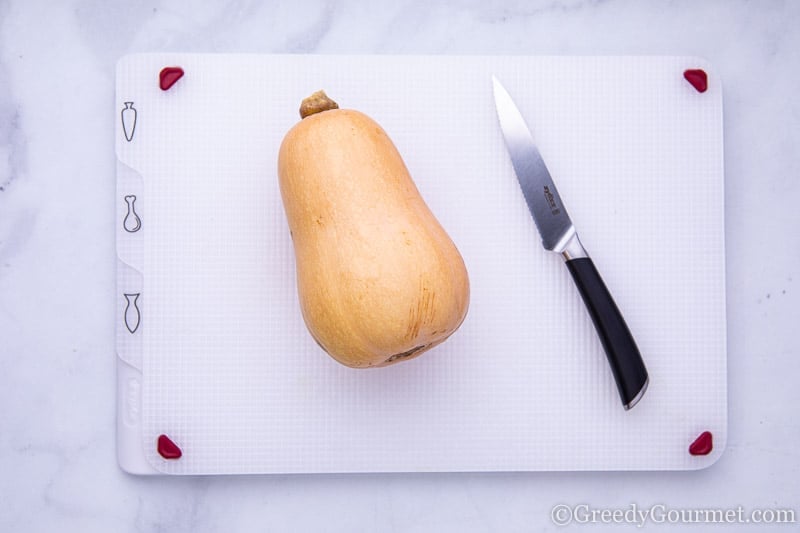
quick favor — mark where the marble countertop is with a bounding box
[1,1,798,531]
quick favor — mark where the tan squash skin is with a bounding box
[278,93,470,368]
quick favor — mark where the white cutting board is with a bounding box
[115,55,726,475]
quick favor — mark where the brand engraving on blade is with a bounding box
[543,186,560,215]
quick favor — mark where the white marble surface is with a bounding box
[0,0,798,531]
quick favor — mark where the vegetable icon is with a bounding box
[121,102,137,142]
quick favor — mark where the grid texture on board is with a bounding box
[115,55,726,474]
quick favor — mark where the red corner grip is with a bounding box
[689,431,713,456]
[157,434,182,459]
[159,67,184,91]
[683,69,708,93]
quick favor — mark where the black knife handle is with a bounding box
[565,257,649,409]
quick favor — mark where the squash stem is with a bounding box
[299,90,339,119]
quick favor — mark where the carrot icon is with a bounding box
[121,102,137,142]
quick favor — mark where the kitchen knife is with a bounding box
[492,76,649,410]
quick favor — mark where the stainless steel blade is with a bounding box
[492,76,576,252]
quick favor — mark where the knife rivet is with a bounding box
[159,66,185,91]
[157,434,183,459]
[688,430,713,456]
[683,69,708,93]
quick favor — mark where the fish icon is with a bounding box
[124,293,141,334]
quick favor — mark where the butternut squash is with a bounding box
[277,91,470,368]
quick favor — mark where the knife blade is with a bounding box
[492,76,649,410]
